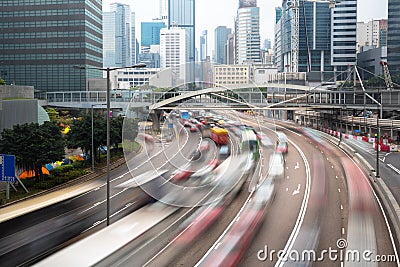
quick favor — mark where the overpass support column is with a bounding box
[150,110,162,134]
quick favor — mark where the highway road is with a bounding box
[1,111,399,266]
[0,120,217,266]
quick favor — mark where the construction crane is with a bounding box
[287,0,338,73]
[380,61,394,90]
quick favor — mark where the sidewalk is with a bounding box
[0,155,129,223]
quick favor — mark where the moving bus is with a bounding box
[240,129,260,160]
[210,127,229,145]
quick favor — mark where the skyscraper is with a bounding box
[160,0,168,23]
[103,3,132,68]
[141,21,166,53]
[200,31,208,61]
[331,0,357,72]
[131,12,137,65]
[274,0,356,75]
[0,0,102,92]
[160,27,189,86]
[388,0,400,75]
[235,0,261,64]
[239,0,257,8]
[168,0,195,64]
[215,26,232,64]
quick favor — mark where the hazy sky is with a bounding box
[103,0,388,54]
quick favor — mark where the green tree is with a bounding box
[111,116,124,149]
[0,77,5,85]
[46,107,60,122]
[0,122,65,181]
[67,112,106,163]
[122,118,139,141]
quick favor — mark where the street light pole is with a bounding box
[92,105,94,172]
[376,100,383,179]
[74,63,146,227]
[106,68,111,226]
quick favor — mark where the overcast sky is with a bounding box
[103,0,388,54]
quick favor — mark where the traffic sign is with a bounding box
[0,155,16,182]
[168,123,173,129]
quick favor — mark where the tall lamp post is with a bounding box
[74,63,146,226]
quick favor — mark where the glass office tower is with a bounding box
[215,26,232,64]
[236,1,261,64]
[388,0,400,75]
[141,21,166,52]
[103,3,132,68]
[168,0,195,63]
[0,0,103,92]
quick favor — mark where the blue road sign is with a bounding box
[0,155,16,182]
[168,123,173,129]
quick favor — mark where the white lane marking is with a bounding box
[342,227,345,235]
[294,162,299,169]
[275,139,311,267]
[336,175,338,179]
[338,188,341,193]
[340,204,343,210]
[292,184,301,195]
[286,188,289,192]
[387,164,400,175]
[382,157,386,162]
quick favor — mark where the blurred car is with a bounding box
[190,124,199,132]
[269,153,284,179]
[190,159,218,185]
[276,142,288,154]
[259,133,273,147]
[218,145,230,163]
[277,131,287,143]
[170,167,194,182]
[199,139,211,151]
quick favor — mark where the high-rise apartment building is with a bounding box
[103,3,133,68]
[0,0,102,92]
[160,27,189,86]
[388,0,400,75]
[357,20,388,52]
[215,26,232,64]
[235,0,261,64]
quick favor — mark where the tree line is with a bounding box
[0,111,139,181]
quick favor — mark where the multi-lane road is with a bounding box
[0,112,399,266]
